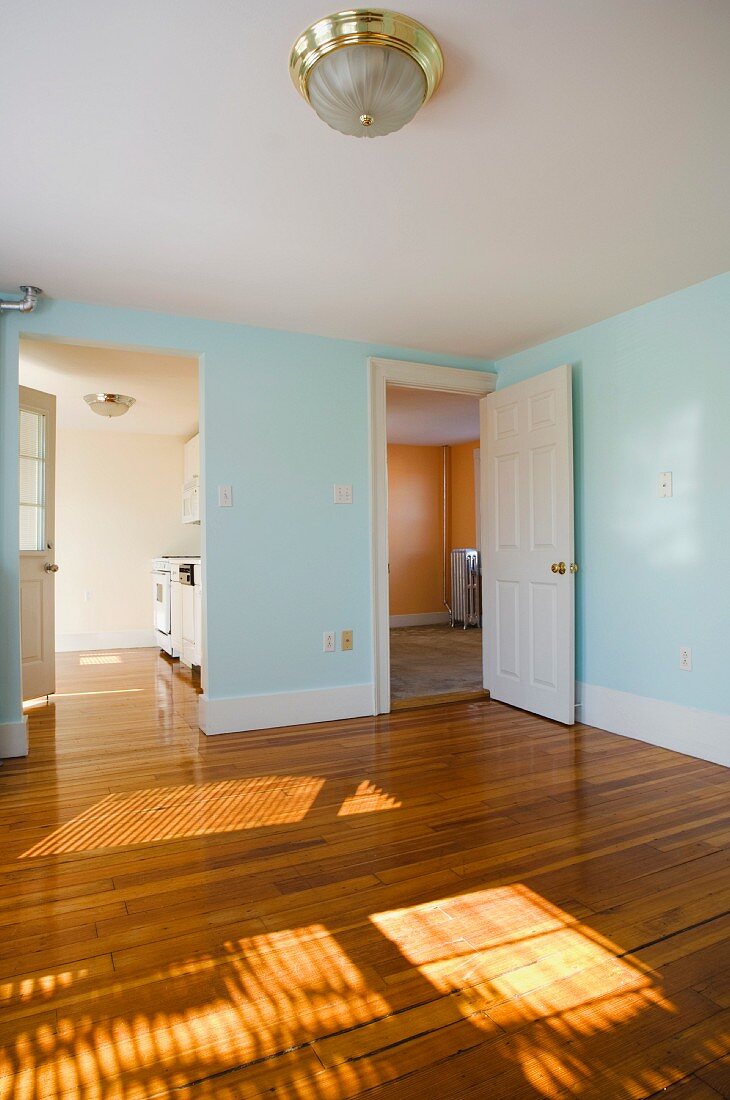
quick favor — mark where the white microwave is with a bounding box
[182,479,200,524]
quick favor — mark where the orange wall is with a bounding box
[387,445,444,615]
[449,440,480,549]
[387,440,480,616]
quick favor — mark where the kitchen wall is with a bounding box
[55,429,200,651]
[387,440,481,621]
[496,272,730,764]
[0,297,493,751]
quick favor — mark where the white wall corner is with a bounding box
[198,683,376,737]
[579,682,730,768]
[0,717,29,759]
[390,612,451,628]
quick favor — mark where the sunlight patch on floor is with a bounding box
[0,925,390,1098]
[78,653,123,665]
[1,886,720,1099]
[370,884,668,1096]
[337,781,401,816]
[20,775,328,857]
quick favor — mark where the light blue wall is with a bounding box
[0,297,493,727]
[497,273,730,716]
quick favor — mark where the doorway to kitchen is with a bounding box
[18,336,203,714]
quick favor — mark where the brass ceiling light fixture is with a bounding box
[290,9,444,138]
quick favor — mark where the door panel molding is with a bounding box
[481,364,575,724]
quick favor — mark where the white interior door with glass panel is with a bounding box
[480,364,575,724]
[19,386,57,701]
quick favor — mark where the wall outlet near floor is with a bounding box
[83,590,93,602]
[334,484,353,504]
[323,630,336,653]
[679,646,692,671]
[341,629,353,651]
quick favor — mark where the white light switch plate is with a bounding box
[334,484,353,504]
[658,472,673,498]
[218,485,233,507]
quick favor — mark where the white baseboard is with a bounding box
[390,612,451,628]
[0,717,28,758]
[579,682,730,768]
[199,683,375,737]
[55,629,157,653]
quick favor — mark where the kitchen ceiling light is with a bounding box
[83,393,136,418]
[290,9,443,138]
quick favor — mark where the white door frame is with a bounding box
[369,357,498,714]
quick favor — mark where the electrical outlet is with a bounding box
[679,646,692,671]
[341,629,353,651]
[83,590,92,602]
[323,630,336,653]
[334,484,353,504]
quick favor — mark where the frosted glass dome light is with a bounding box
[83,393,136,418]
[290,11,443,139]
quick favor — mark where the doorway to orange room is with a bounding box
[386,385,485,709]
[372,357,576,725]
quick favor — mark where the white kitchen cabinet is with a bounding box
[184,433,200,484]
[182,433,201,525]
[171,579,183,657]
[181,583,196,668]
[193,584,202,667]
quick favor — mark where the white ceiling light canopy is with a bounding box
[290,9,444,138]
[83,393,136,418]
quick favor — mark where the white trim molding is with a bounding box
[199,683,375,736]
[369,357,497,715]
[390,612,450,628]
[55,629,157,653]
[0,717,28,758]
[579,682,730,768]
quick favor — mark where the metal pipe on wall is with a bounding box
[0,286,42,313]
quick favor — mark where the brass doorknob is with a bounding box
[551,562,566,574]
[570,562,579,574]
[44,563,60,573]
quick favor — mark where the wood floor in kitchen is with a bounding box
[1,648,729,1098]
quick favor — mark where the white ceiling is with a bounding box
[19,339,199,436]
[2,2,729,359]
[387,386,479,445]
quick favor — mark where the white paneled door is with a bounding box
[480,364,575,724]
[19,385,57,701]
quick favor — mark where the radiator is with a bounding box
[450,548,481,628]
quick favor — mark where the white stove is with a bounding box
[152,557,203,661]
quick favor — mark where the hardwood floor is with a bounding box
[1,648,729,1099]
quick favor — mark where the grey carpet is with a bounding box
[390,624,483,700]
